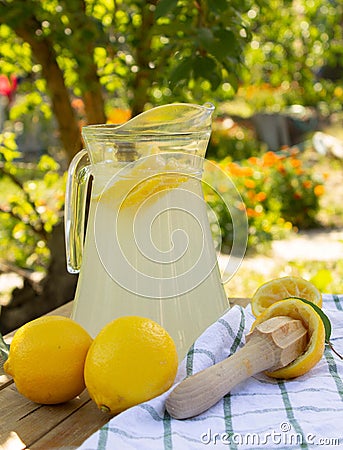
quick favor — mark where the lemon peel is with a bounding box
[291,297,342,360]
[251,276,322,318]
[250,298,325,379]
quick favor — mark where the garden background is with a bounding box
[0,0,342,333]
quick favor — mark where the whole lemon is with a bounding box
[4,315,92,404]
[84,316,178,415]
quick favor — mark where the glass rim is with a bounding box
[81,125,211,140]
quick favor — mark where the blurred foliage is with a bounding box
[0,133,65,271]
[241,0,343,112]
[203,149,325,253]
[207,118,265,161]
[0,0,342,282]
[0,0,254,117]
[225,259,343,299]
[0,0,342,159]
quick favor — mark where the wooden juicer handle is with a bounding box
[166,315,308,419]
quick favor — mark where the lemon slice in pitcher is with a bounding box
[98,155,189,209]
[251,276,322,318]
[122,171,189,207]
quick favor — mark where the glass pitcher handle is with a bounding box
[64,149,91,274]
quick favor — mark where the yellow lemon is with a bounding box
[4,315,92,404]
[250,298,325,379]
[84,316,178,415]
[251,276,322,317]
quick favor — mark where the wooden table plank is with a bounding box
[0,388,87,448]
[0,387,109,450]
[30,396,110,449]
[0,372,12,391]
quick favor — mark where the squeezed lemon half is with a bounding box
[250,298,325,379]
[251,276,322,318]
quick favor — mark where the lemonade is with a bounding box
[71,157,229,360]
[66,103,231,361]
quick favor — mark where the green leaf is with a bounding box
[223,71,239,92]
[207,0,228,13]
[289,296,332,342]
[213,29,237,57]
[197,27,240,63]
[37,154,60,172]
[155,0,178,20]
[197,28,214,49]
[169,56,194,88]
[193,55,221,90]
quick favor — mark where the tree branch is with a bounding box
[60,0,106,124]
[0,203,48,241]
[0,1,82,161]
[0,166,48,240]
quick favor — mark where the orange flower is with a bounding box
[314,185,325,196]
[244,179,256,189]
[246,207,261,217]
[225,162,240,176]
[248,156,259,166]
[255,192,267,202]
[225,162,255,177]
[293,192,302,199]
[240,167,254,177]
[262,151,280,167]
[302,180,312,189]
[71,98,85,112]
[277,162,286,174]
[290,158,302,168]
[236,201,246,211]
[107,108,132,124]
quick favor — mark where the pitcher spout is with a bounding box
[82,102,215,137]
[111,102,215,134]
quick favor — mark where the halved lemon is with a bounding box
[251,276,322,318]
[250,298,325,379]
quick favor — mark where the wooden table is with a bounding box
[0,298,249,449]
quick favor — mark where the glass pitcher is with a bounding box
[65,103,229,360]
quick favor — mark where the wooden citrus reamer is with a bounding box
[166,315,308,419]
